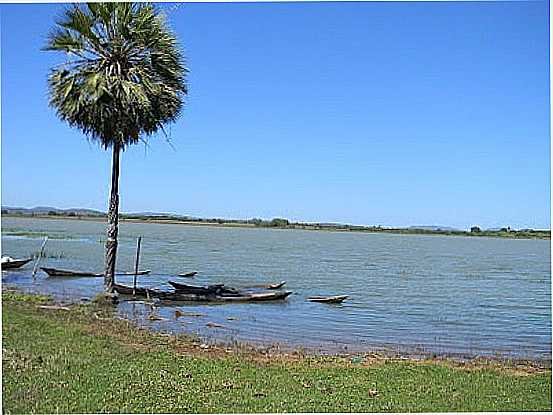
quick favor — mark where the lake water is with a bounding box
[1,216,551,359]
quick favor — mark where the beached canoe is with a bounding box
[114,283,205,299]
[1,258,32,270]
[112,283,156,296]
[307,295,349,304]
[161,290,292,303]
[178,271,198,278]
[41,267,152,277]
[115,283,292,303]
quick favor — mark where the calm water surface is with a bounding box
[2,217,551,359]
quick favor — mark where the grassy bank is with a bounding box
[2,291,551,413]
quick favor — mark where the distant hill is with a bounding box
[1,206,105,216]
[125,211,185,218]
[2,206,548,237]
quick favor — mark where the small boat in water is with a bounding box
[112,283,155,296]
[267,281,286,289]
[1,257,32,270]
[246,281,286,290]
[41,267,103,277]
[168,281,240,296]
[178,271,198,278]
[41,267,151,278]
[115,282,292,303]
[213,290,292,302]
[307,295,349,304]
[114,270,152,276]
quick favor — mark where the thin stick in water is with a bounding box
[31,237,48,280]
[132,236,142,297]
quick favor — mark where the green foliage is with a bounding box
[2,294,551,413]
[2,291,51,304]
[2,211,550,240]
[2,229,50,238]
[44,2,188,149]
[269,218,290,227]
[30,250,66,259]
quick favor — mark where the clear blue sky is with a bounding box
[1,1,550,230]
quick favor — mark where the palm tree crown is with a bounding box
[45,2,187,149]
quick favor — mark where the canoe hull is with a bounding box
[113,284,153,296]
[247,281,286,290]
[307,295,349,304]
[168,281,239,296]
[115,283,292,303]
[1,258,32,270]
[40,267,103,277]
[40,267,151,278]
[215,291,292,302]
[267,281,286,289]
[115,270,152,276]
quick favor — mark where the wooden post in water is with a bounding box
[31,237,48,280]
[132,236,142,297]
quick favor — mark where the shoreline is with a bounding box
[2,213,550,240]
[4,287,551,368]
[2,288,551,413]
[4,285,551,367]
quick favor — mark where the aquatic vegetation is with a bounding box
[1,290,51,304]
[2,229,76,240]
[2,230,49,238]
[30,250,66,259]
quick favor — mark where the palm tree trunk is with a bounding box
[104,143,121,291]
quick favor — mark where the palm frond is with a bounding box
[45,2,188,150]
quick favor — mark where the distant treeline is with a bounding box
[2,209,550,239]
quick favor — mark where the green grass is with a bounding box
[2,292,551,413]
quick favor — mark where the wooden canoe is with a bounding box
[159,290,293,303]
[267,281,286,289]
[1,258,32,270]
[307,295,349,304]
[215,291,292,302]
[168,281,240,296]
[40,267,103,277]
[178,271,198,278]
[115,270,152,276]
[115,283,292,303]
[113,283,156,297]
[246,281,286,290]
[41,267,151,277]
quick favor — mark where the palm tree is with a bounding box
[45,3,187,292]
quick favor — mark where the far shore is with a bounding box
[2,213,550,240]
